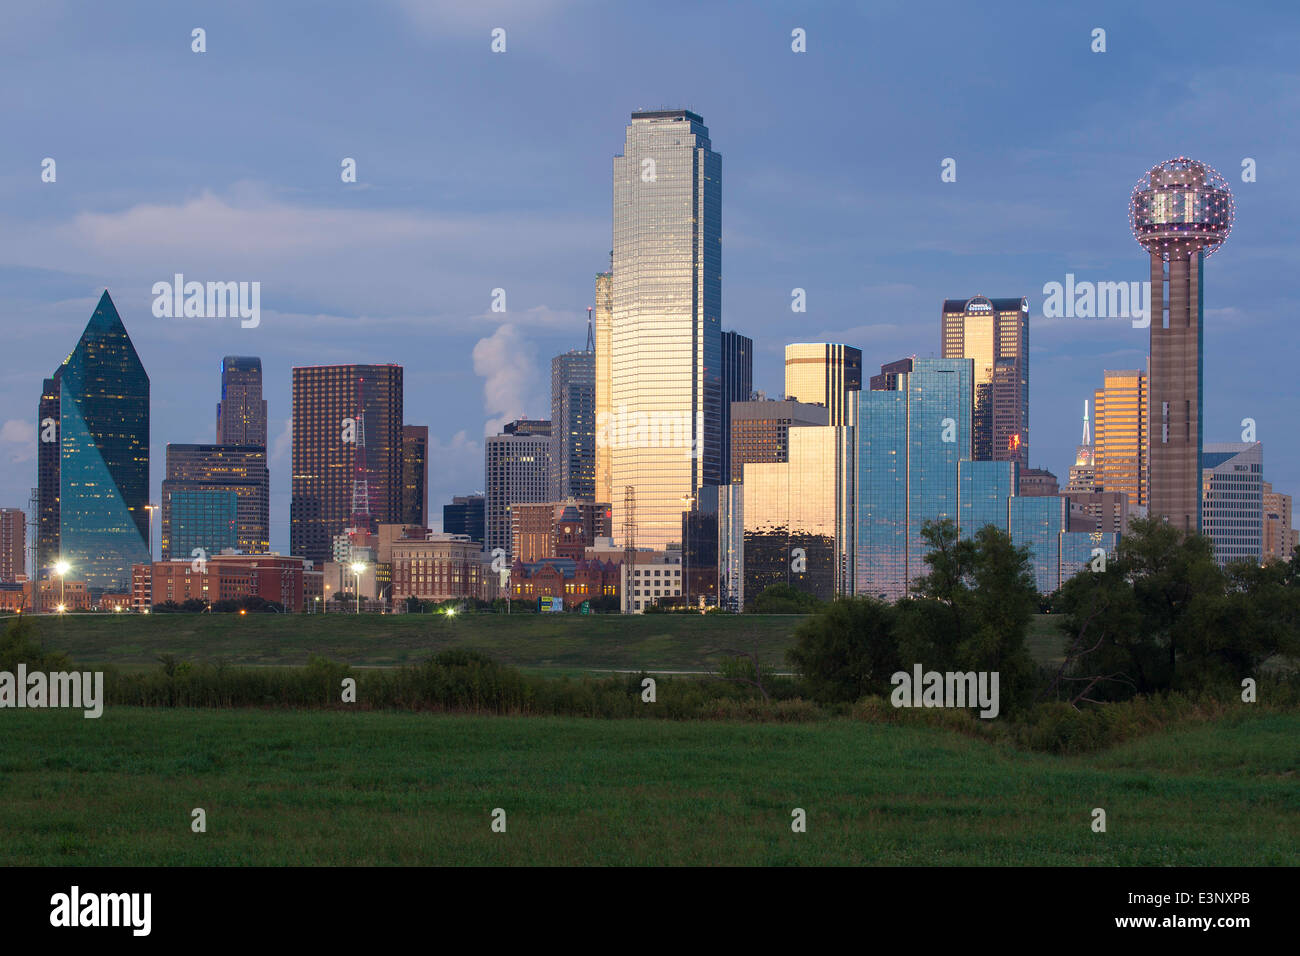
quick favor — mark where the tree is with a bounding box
[786,597,900,702]
[750,583,821,614]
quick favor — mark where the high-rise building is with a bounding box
[1094,369,1149,510]
[1009,496,1067,594]
[550,349,596,502]
[784,343,862,426]
[38,291,150,591]
[443,494,485,544]
[1130,158,1235,533]
[869,357,913,392]
[610,109,722,550]
[161,444,270,558]
[1019,468,1059,497]
[743,425,854,606]
[484,419,551,557]
[216,356,267,446]
[511,500,611,564]
[290,364,404,564]
[729,398,828,484]
[593,270,614,509]
[401,425,429,527]
[719,330,753,484]
[1201,442,1262,566]
[856,359,972,600]
[958,460,1017,539]
[0,508,25,583]
[1066,400,1099,493]
[941,296,1029,467]
[1262,482,1297,563]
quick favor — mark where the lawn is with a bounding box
[16,611,1070,672]
[1,707,1293,866]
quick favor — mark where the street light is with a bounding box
[680,495,695,611]
[351,561,366,614]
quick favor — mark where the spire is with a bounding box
[1081,399,1091,445]
[586,307,594,352]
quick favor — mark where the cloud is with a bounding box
[270,417,292,465]
[472,323,544,436]
[391,0,582,34]
[1,419,36,463]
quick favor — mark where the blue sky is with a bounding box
[2,0,1297,554]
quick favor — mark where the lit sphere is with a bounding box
[1129,157,1234,259]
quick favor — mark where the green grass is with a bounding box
[18,611,1069,672]
[1,706,1293,865]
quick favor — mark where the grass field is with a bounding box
[2,706,1293,866]
[15,611,1068,672]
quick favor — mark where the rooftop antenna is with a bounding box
[586,307,595,352]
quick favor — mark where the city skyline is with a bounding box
[0,3,1295,559]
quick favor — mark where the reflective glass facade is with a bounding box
[610,110,721,550]
[958,460,1016,538]
[743,426,852,605]
[1094,369,1148,509]
[941,297,1029,466]
[1060,531,1119,586]
[784,343,863,426]
[1009,496,1066,594]
[1201,442,1263,566]
[56,291,150,591]
[162,444,270,557]
[550,350,596,501]
[168,489,238,560]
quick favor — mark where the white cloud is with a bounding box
[1,419,36,463]
[472,323,544,436]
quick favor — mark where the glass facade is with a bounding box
[743,426,852,605]
[550,350,596,502]
[215,356,267,446]
[401,425,428,527]
[958,460,1016,538]
[719,330,753,484]
[1201,442,1263,566]
[610,110,721,550]
[941,297,1029,467]
[783,343,863,427]
[1060,531,1119,586]
[162,444,270,557]
[56,292,150,591]
[1009,496,1066,594]
[1094,369,1148,509]
[168,489,238,560]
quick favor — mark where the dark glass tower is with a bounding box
[216,356,267,446]
[550,349,596,502]
[47,291,150,590]
[719,330,753,485]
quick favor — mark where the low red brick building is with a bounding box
[508,557,619,609]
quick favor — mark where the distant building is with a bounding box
[1019,468,1059,497]
[161,444,270,559]
[510,501,611,564]
[0,508,25,583]
[730,399,828,485]
[132,553,310,612]
[1094,369,1149,509]
[615,548,682,614]
[507,556,620,610]
[941,296,1029,466]
[550,350,596,502]
[485,420,551,557]
[719,330,754,484]
[401,425,429,527]
[592,270,614,509]
[869,357,913,392]
[1065,491,1130,535]
[216,356,268,446]
[390,530,484,604]
[1262,482,1297,563]
[1066,400,1099,494]
[784,343,862,426]
[1202,443,1263,566]
[443,494,485,545]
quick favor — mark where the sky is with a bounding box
[1,0,1297,556]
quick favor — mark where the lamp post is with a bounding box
[54,560,69,610]
[680,494,695,611]
[144,504,156,562]
[351,561,366,614]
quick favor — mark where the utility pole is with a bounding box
[622,485,636,613]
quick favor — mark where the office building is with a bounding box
[1066,491,1130,535]
[401,425,429,527]
[729,398,828,485]
[610,109,722,551]
[1019,468,1059,497]
[162,444,270,558]
[550,348,596,502]
[216,356,267,446]
[507,557,620,610]
[1262,482,1296,563]
[957,460,1017,539]
[290,364,404,564]
[443,494,485,544]
[719,330,753,484]
[511,500,611,564]
[390,530,484,604]
[0,508,24,583]
[784,343,862,426]
[485,419,552,556]
[38,291,149,591]
[1201,442,1263,566]
[941,296,1029,466]
[1066,400,1099,493]
[593,270,614,509]
[1009,496,1067,594]
[869,357,913,392]
[1094,369,1149,510]
[1130,158,1234,532]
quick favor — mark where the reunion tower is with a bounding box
[1129,157,1235,533]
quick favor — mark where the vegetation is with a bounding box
[750,583,823,613]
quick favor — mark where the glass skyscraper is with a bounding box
[162,443,270,558]
[609,109,721,550]
[719,330,753,484]
[1201,442,1263,566]
[45,291,150,591]
[550,348,596,502]
[941,296,1029,466]
[1009,496,1066,594]
[167,489,238,561]
[855,359,972,599]
[958,460,1017,538]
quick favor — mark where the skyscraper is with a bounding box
[593,270,614,509]
[940,296,1029,467]
[1130,158,1235,533]
[161,444,270,558]
[729,398,828,484]
[856,359,972,599]
[401,425,429,527]
[719,330,753,484]
[290,364,403,564]
[36,370,62,576]
[216,356,267,446]
[1093,369,1149,510]
[41,291,150,590]
[610,109,721,550]
[484,419,552,557]
[1201,442,1263,566]
[1262,482,1297,563]
[0,508,25,583]
[443,494,485,544]
[550,348,596,502]
[784,343,862,426]
[1066,400,1098,493]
